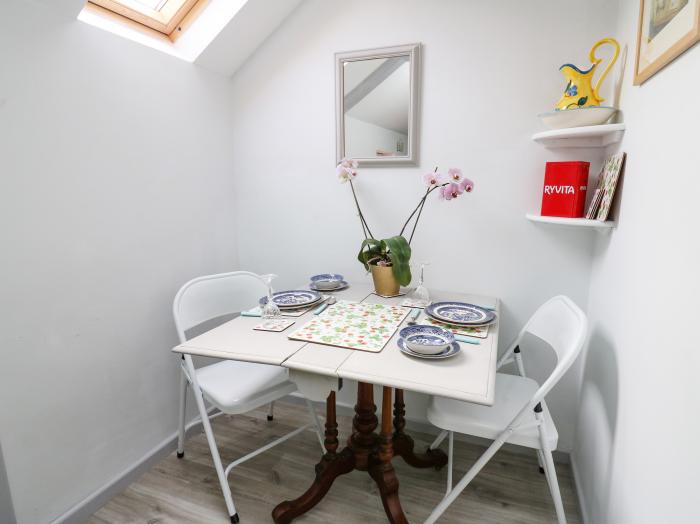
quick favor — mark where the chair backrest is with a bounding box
[173,271,268,343]
[518,295,588,405]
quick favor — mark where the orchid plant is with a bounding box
[337,158,474,286]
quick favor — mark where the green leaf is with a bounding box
[357,238,383,270]
[577,96,588,106]
[384,235,412,286]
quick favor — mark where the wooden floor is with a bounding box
[87,400,581,524]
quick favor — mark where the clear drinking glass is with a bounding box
[409,262,430,307]
[260,273,281,328]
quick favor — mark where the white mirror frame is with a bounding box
[335,43,421,167]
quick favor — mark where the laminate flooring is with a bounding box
[87,400,581,524]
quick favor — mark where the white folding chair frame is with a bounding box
[172,271,325,524]
[425,296,587,524]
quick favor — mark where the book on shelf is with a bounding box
[586,188,603,219]
[586,152,626,221]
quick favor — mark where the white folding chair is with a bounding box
[173,271,325,524]
[424,296,587,524]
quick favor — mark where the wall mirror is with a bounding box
[336,43,421,166]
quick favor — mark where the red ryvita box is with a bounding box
[540,161,589,218]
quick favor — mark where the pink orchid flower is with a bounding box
[442,182,464,200]
[340,157,359,169]
[423,171,443,187]
[447,168,463,183]
[459,177,474,193]
[336,163,357,183]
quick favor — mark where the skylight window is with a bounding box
[134,0,168,9]
[87,0,206,39]
[79,0,249,63]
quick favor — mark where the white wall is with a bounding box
[0,1,237,523]
[8,1,692,522]
[228,0,615,451]
[345,115,407,158]
[572,0,700,522]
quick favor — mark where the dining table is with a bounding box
[172,282,500,524]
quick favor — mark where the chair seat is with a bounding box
[195,360,297,414]
[427,373,558,450]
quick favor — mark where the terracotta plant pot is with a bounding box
[370,264,400,296]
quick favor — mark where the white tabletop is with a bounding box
[173,282,499,404]
[172,285,372,365]
[337,292,499,406]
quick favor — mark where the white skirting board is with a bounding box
[49,408,218,524]
[570,456,589,524]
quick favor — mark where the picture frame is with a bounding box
[635,0,700,85]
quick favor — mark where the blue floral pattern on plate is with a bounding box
[310,273,344,282]
[406,334,446,346]
[425,302,495,325]
[397,338,461,359]
[399,325,455,345]
[260,290,322,308]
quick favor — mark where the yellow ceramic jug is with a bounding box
[555,38,620,110]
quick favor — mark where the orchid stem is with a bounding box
[399,182,449,238]
[408,195,428,245]
[400,188,431,237]
[349,180,374,239]
[399,166,442,237]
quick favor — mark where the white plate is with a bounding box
[309,281,349,292]
[397,338,461,360]
[538,106,617,129]
[277,296,324,310]
[260,290,322,308]
[425,302,496,326]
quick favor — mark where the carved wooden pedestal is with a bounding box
[272,384,448,523]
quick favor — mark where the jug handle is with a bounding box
[590,38,620,104]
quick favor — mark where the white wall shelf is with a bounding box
[532,123,625,148]
[526,213,615,231]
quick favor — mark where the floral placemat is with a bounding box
[424,316,490,338]
[288,300,409,353]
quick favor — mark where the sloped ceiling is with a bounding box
[347,62,410,134]
[194,0,304,77]
[33,0,304,78]
[34,0,85,18]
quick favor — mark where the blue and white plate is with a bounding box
[310,274,345,290]
[309,280,349,292]
[310,273,344,283]
[397,338,461,360]
[260,290,322,309]
[399,325,455,344]
[401,325,454,354]
[425,302,496,326]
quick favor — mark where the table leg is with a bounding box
[369,387,408,524]
[272,391,354,524]
[349,382,378,471]
[392,388,448,470]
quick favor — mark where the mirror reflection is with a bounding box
[343,55,410,159]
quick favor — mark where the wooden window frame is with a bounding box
[87,0,208,41]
